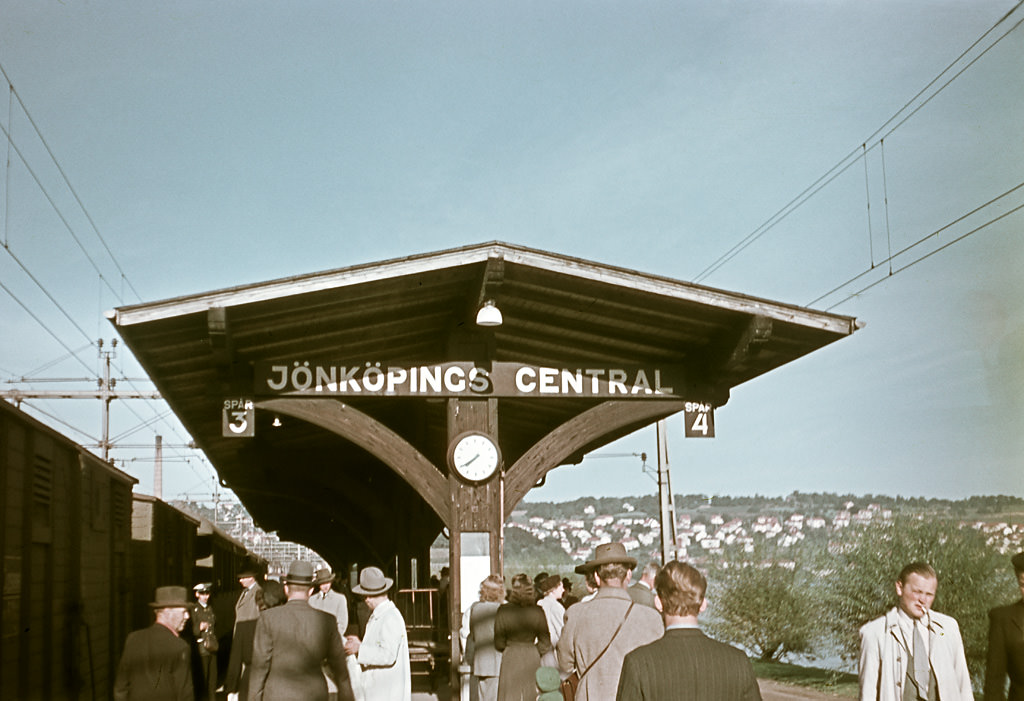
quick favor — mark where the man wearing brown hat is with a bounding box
[308,567,349,700]
[113,586,194,701]
[557,543,664,700]
[309,567,349,639]
[344,565,411,701]
[984,551,1024,701]
[248,560,354,701]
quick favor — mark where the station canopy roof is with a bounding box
[108,242,860,568]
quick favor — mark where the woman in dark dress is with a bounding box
[493,573,552,701]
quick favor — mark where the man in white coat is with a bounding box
[858,561,973,701]
[344,566,411,701]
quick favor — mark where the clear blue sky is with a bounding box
[1,1,1021,504]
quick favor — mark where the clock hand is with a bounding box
[464,453,480,465]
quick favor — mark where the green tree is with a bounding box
[706,543,818,662]
[819,516,1013,683]
[502,525,575,579]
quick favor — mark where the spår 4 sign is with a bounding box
[683,402,715,438]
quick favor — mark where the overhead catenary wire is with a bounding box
[806,180,1024,308]
[0,61,204,483]
[0,277,96,375]
[0,118,124,305]
[824,203,1024,311]
[0,60,143,302]
[692,1,1024,285]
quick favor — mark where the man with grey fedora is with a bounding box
[113,585,194,701]
[248,561,354,701]
[344,566,411,701]
[557,543,664,700]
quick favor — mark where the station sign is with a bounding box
[683,401,715,438]
[254,361,691,399]
[222,397,255,437]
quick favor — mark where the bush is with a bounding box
[705,543,818,662]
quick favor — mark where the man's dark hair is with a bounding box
[897,562,937,585]
[509,573,535,606]
[654,561,706,617]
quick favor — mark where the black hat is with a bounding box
[1011,551,1024,573]
[538,574,562,595]
[150,586,191,608]
[237,562,262,579]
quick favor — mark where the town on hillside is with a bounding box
[507,492,1024,568]
[176,493,1024,576]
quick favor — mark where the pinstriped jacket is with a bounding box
[616,627,761,701]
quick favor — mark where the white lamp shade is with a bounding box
[475,300,503,327]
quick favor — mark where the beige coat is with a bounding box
[556,587,663,700]
[858,607,973,701]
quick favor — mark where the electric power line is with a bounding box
[822,201,1024,311]
[0,60,143,302]
[693,2,1024,285]
[807,181,1024,308]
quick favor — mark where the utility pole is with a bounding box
[656,419,678,564]
[0,338,161,459]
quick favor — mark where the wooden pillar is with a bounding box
[446,397,501,695]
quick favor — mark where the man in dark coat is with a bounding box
[616,561,761,701]
[113,585,194,701]
[248,560,354,701]
[191,582,218,701]
[985,551,1024,701]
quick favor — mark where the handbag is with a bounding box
[560,602,634,700]
[201,629,219,653]
[559,669,580,700]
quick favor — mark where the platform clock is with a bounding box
[448,431,501,483]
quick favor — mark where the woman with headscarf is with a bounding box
[493,573,551,701]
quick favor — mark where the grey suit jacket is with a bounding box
[308,588,349,638]
[616,627,761,701]
[248,599,352,701]
[627,582,656,608]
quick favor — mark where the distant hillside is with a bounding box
[520,492,1024,523]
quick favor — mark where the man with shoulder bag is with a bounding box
[556,543,664,700]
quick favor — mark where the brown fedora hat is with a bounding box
[352,566,393,596]
[576,542,637,573]
[282,560,316,586]
[313,567,335,586]
[150,586,191,608]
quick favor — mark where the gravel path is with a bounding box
[758,679,852,700]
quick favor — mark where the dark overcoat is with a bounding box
[494,602,551,701]
[985,600,1024,701]
[248,598,352,701]
[112,622,193,701]
[615,627,761,701]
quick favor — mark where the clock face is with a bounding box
[450,432,501,483]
